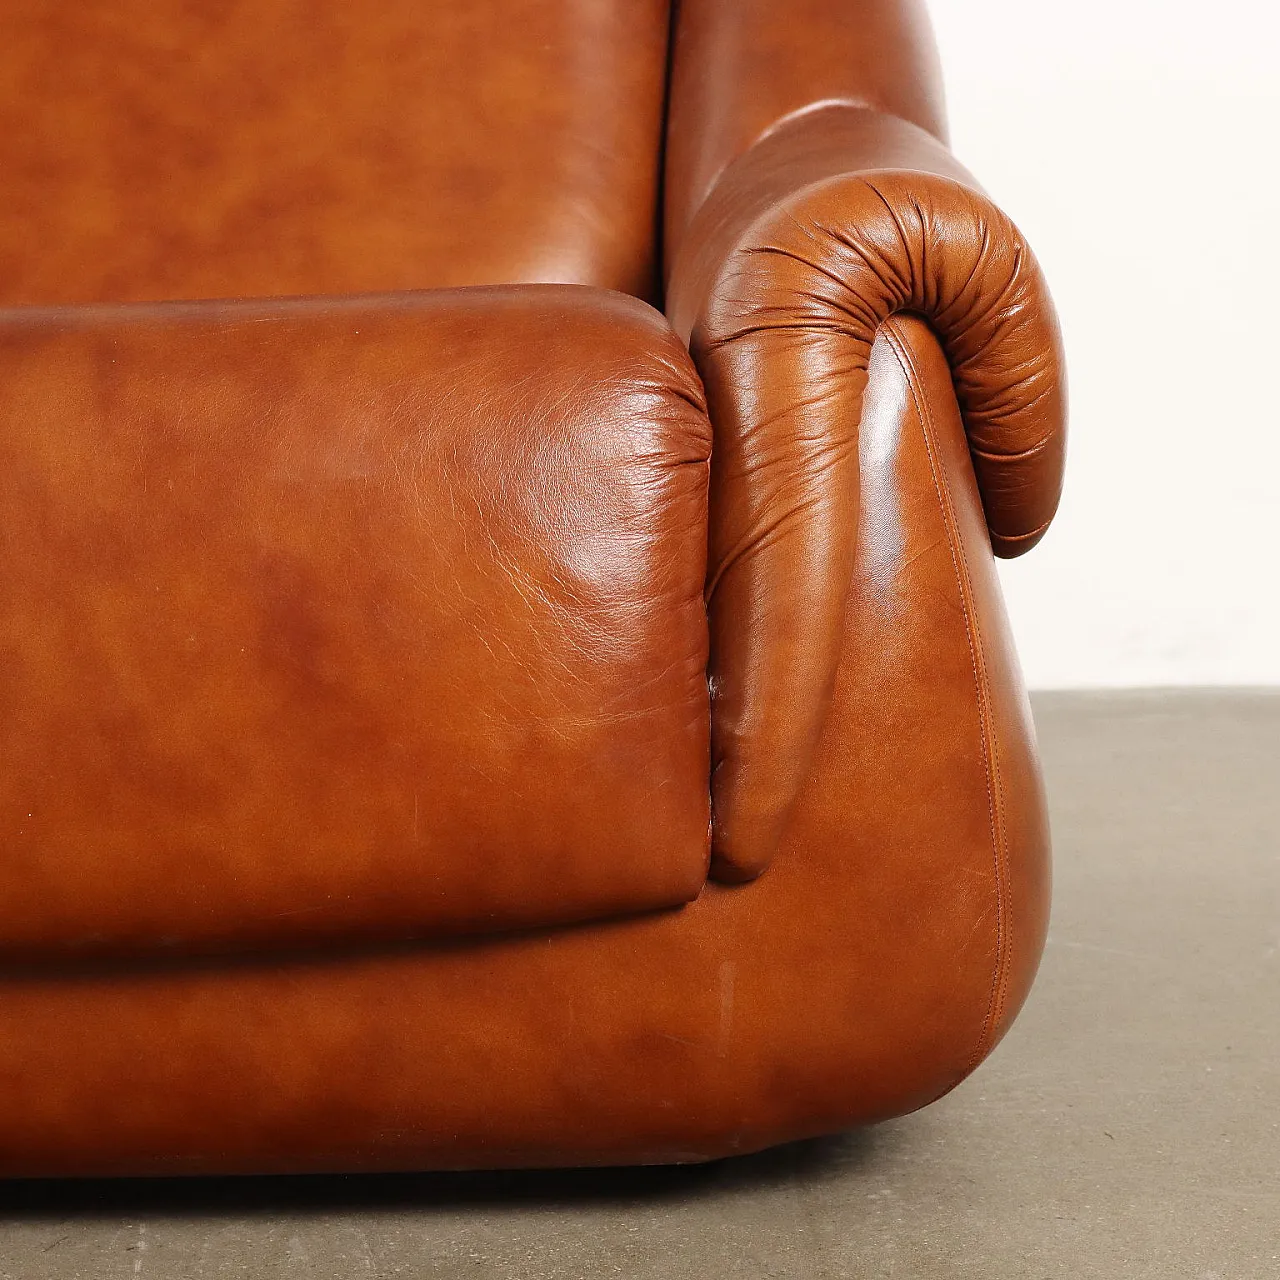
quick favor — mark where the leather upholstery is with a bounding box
[667,105,1066,882]
[0,0,671,305]
[0,289,711,958]
[0,0,1066,1174]
[665,0,949,254]
[0,317,1049,1176]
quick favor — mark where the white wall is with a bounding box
[930,0,1280,687]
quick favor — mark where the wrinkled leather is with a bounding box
[0,288,712,958]
[0,318,1050,1176]
[0,0,1066,1176]
[0,0,672,304]
[667,104,1066,882]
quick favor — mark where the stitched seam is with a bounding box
[882,318,1010,1076]
[892,326,1011,1071]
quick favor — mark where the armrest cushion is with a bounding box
[0,286,712,959]
[667,105,1066,882]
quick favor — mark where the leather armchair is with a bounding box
[0,0,1065,1175]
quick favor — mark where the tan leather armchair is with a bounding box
[0,0,1065,1175]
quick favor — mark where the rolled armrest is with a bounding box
[0,286,713,958]
[664,0,950,251]
[667,104,1067,882]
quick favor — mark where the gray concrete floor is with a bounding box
[1,691,1277,1278]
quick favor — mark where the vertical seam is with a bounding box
[882,317,1011,1076]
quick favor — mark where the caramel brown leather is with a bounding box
[0,318,1049,1175]
[667,104,1066,883]
[665,0,949,257]
[0,0,671,305]
[0,0,1065,1175]
[0,288,711,959]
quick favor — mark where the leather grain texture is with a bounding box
[0,0,1066,1175]
[0,0,672,305]
[0,287,712,958]
[0,318,1050,1176]
[665,0,949,259]
[666,102,1067,884]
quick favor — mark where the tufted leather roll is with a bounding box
[667,104,1066,884]
[0,0,1067,1176]
[0,286,713,959]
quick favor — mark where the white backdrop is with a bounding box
[930,0,1280,687]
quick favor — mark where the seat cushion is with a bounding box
[0,286,712,959]
[0,0,671,305]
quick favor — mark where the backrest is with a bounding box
[0,0,672,307]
